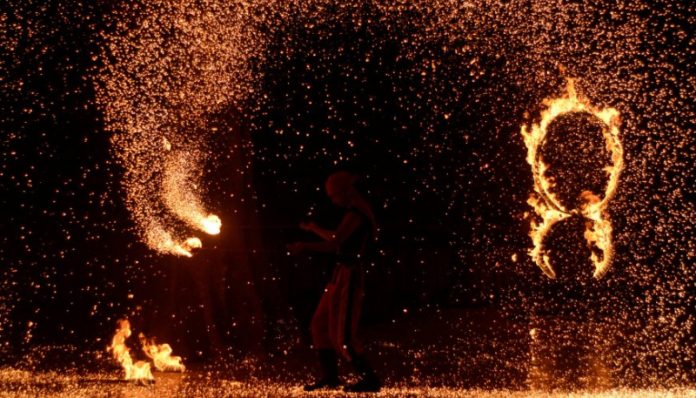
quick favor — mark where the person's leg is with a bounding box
[342,269,380,392]
[303,349,339,391]
[344,350,380,392]
[305,285,341,391]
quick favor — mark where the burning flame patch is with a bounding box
[139,333,186,372]
[107,319,154,382]
[108,319,185,381]
[521,78,623,279]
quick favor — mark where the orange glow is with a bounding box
[98,0,252,259]
[108,319,185,381]
[201,214,222,235]
[162,152,222,236]
[147,227,203,257]
[139,334,186,372]
[107,319,153,381]
[521,78,623,279]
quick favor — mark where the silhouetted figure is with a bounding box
[288,171,381,393]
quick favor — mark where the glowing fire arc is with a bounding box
[521,78,624,279]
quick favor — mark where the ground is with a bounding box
[1,309,693,397]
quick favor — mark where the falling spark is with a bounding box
[139,333,186,372]
[162,152,222,235]
[96,0,252,257]
[107,319,153,382]
[521,78,623,279]
[146,226,202,257]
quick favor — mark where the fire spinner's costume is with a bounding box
[306,206,379,392]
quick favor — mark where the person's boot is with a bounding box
[344,354,381,392]
[304,349,341,391]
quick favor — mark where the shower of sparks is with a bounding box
[95,0,268,256]
[0,366,694,398]
[3,0,691,391]
[162,152,221,236]
[521,78,623,279]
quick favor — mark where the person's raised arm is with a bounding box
[300,222,335,241]
[288,211,363,255]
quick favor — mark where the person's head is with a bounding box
[325,171,358,208]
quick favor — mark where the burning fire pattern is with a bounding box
[107,319,153,381]
[2,0,691,393]
[120,146,221,257]
[108,319,184,381]
[521,79,623,279]
[139,334,186,373]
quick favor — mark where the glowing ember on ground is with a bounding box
[521,78,623,279]
[0,367,692,398]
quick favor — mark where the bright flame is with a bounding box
[139,334,186,372]
[521,78,623,279]
[108,319,186,381]
[201,214,222,235]
[107,319,153,381]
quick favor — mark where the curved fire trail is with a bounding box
[95,1,262,256]
[521,78,623,279]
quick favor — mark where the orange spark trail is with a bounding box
[96,0,269,256]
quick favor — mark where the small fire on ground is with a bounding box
[520,78,623,279]
[107,319,184,382]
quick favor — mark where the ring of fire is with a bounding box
[521,78,624,279]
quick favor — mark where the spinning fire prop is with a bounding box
[117,149,221,258]
[521,78,624,279]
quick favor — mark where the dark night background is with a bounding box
[1,0,692,389]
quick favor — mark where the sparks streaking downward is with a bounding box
[521,78,623,279]
[97,0,249,258]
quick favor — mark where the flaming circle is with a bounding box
[521,79,624,279]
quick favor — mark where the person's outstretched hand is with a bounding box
[287,242,306,256]
[299,221,317,232]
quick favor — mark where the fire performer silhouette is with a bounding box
[287,171,381,392]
